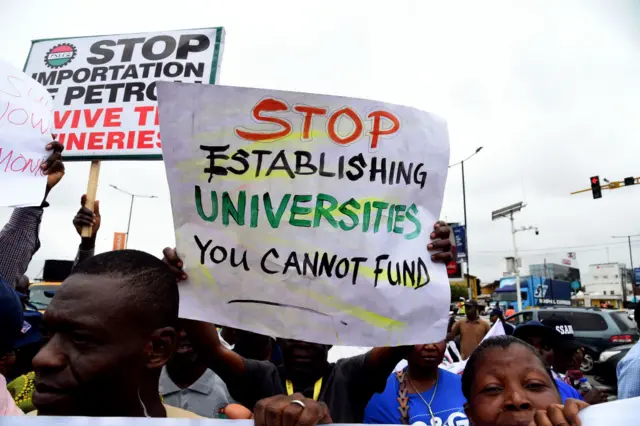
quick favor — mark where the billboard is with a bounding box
[23,27,225,160]
[453,225,467,261]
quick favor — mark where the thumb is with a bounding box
[94,200,100,216]
[81,194,87,207]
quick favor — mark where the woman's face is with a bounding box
[464,344,561,426]
[408,341,446,369]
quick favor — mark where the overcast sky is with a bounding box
[1,0,639,286]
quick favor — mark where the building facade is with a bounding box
[585,263,633,299]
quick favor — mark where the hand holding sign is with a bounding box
[0,60,54,207]
[158,83,451,346]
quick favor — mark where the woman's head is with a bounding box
[408,340,446,370]
[462,336,560,426]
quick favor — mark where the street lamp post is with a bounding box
[492,202,539,312]
[449,146,483,299]
[110,185,158,248]
[511,222,539,312]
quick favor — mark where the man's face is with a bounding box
[32,275,153,415]
[466,305,477,318]
[520,334,554,367]
[172,328,198,365]
[15,275,30,300]
[278,339,330,378]
[490,315,498,324]
[553,346,582,373]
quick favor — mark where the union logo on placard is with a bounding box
[44,43,77,68]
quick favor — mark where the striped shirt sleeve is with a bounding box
[0,207,43,287]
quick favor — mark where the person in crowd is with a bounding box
[489,308,515,335]
[14,275,31,308]
[159,324,235,418]
[513,320,584,403]
[7,275,44,382]
[447,306,459,334]
[0,141,64,416]
[7,371,36,414]
[233,330,278,362]
[219,327,238,350]
[0,275,24,415]
[0,141,65,287]
[29,250,198,417]
[505,305,516,317]
[363,341,467,425]
[617,303,640,399]
[540,316,605,403]
[447,299,491,360]
[163,220,454,423]
[5,311,43,382]
[462,336,588,426]
[71,194,101,269]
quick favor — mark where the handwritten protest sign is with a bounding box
[158,83,450,346]
[0,60,51,207]
[23,28,224,160]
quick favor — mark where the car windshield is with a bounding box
[611,311,637,332]
[29,285,59,310]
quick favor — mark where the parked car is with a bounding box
[27,282,62,313]
[505,306,638,373]
[594,344,634,391]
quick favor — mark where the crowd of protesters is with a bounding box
[2,140,637,425]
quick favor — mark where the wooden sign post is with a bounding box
[80,161,101,238]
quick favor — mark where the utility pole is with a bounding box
[462,160,469,297]
[110,185,158,248]
[612,234,640,306]
[510,212,522,311]
[449,146,483,299]
[492,202,538,311]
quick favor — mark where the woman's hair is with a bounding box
[461,335,556,400]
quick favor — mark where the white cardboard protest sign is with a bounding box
[23,28,224,161]
[158,83,450,346]
[0,60,51,207]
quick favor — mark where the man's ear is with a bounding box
[146,327,177,369]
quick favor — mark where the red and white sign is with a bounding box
[112,232,126,250]
[23,28,224,160]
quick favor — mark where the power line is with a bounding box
[476,239,634,254]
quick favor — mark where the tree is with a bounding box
[450,283,468,302]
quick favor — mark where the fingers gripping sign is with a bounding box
[80,161,101,238]
[254,394,333,426]
[428,220,453,264]
[163,247,187,281]
[74,194,101,239]
[532,399,589,426]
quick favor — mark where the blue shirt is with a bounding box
[617,341,640,399]
[555,378,583,402]
[364,368,468,426]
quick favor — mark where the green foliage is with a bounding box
[450,283,468,302]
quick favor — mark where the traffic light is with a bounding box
[624,177,636,186]
[590,176,602,199]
